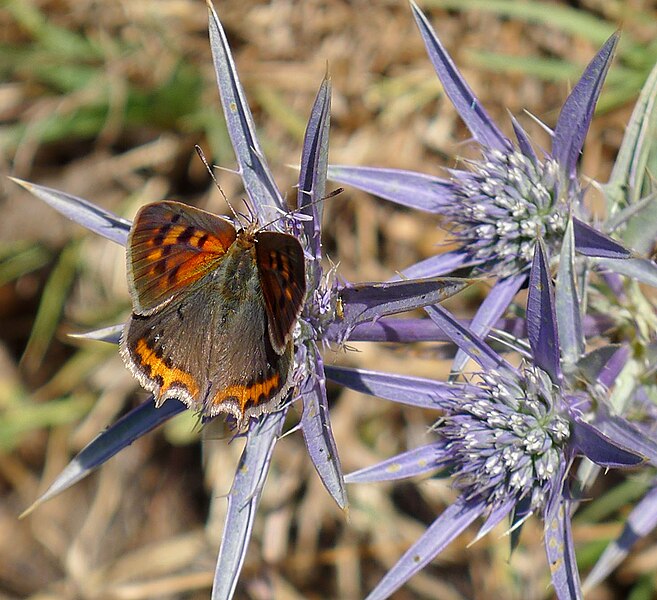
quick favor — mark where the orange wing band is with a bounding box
[134,338,199,399]
[210,374,281,412]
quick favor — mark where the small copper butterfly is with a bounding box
[119,201,306,430]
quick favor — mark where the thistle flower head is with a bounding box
[443,366,570,514]
[449,150,574,277]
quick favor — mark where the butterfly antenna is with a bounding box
[298,186,343,213]
[194,145,241,223]
[259,187,343,232]
[243,198,258,226]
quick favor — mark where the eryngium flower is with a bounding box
[328,235,657,600]
[448,151,569,276]
[442,366,570,515]
[329,2,656,373]
[12,3,468,598]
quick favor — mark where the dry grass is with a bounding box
[1,0,655,598]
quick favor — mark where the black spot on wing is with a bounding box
[176,226,195,244]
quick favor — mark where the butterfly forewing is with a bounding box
[128,201,237,314]
[255,231,306,353]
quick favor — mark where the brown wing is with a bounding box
[255,231,306,354]
[127,201,237,314]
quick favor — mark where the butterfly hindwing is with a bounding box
[255,231,306,353]
[127,201,237,314]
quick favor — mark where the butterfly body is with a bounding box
[120,201,305,430]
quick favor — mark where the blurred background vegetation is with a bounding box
[2,0,657,598]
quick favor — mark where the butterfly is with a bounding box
[119,201,306,431]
